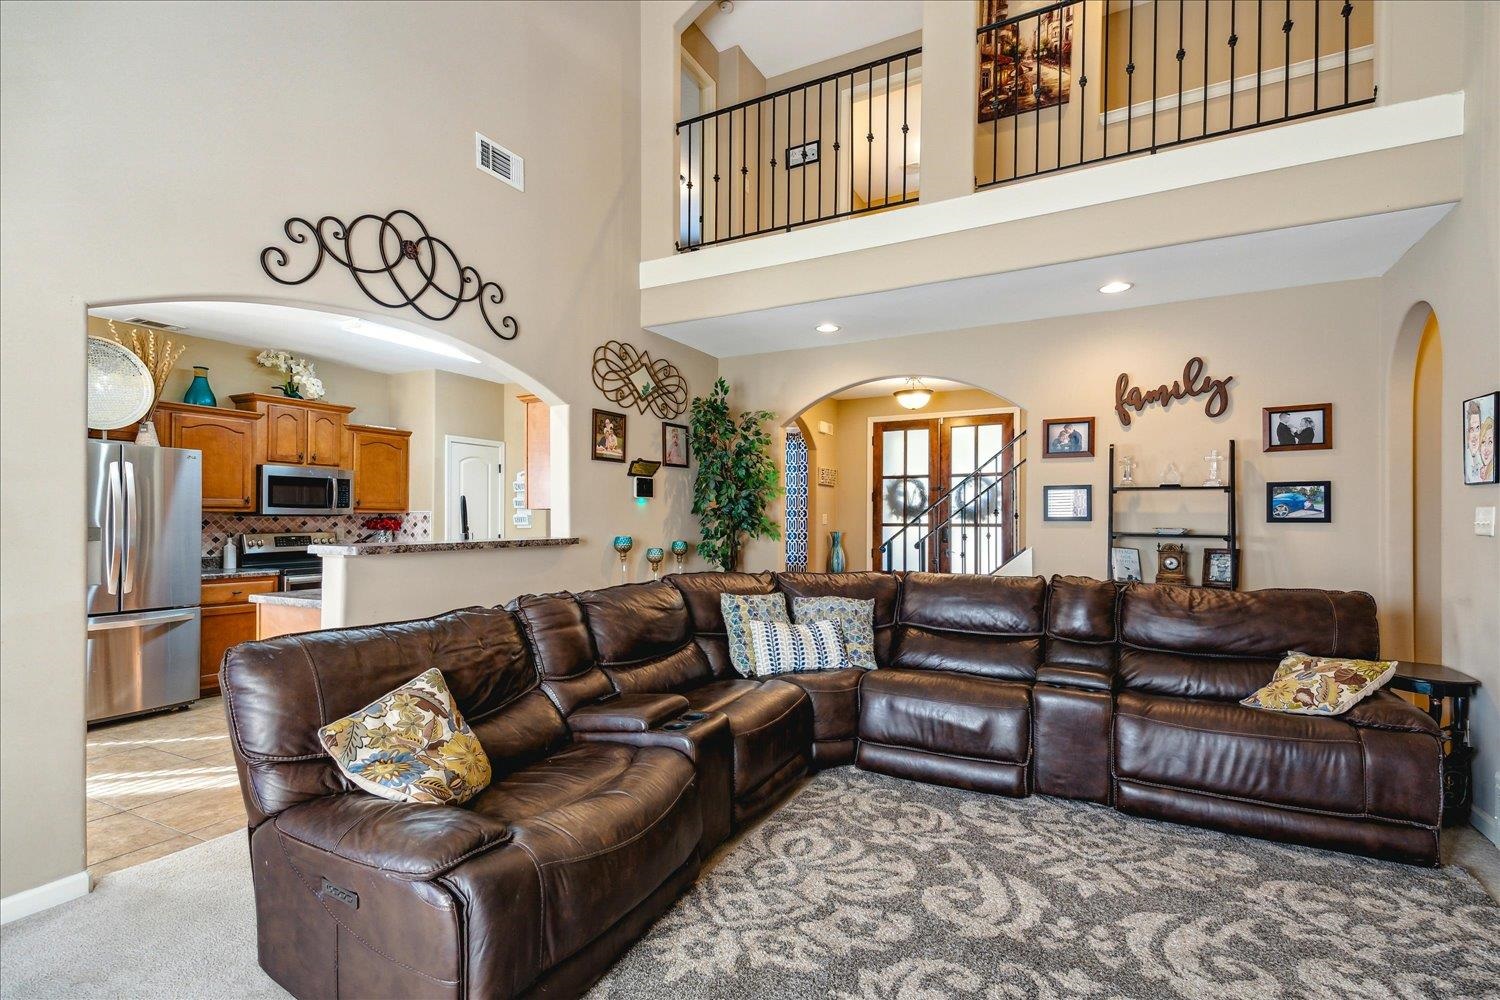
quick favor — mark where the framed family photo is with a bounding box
[1042,417,1095,458]
[591,409,626,463]
[1266,481,1330,523]
[1262,404,1332,452]
[1463,391,1497,485]
[662,422,690,468]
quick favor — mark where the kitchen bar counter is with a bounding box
[308,537,580,557]
[202,567,284,581]
[248,589,322,609]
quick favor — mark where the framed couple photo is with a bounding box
[1042,417,1095,458]
[1463,391,1497,485]
[1262,403,1331,453]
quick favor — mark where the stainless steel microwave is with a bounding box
[258,464,354,515]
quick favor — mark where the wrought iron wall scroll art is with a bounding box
[591,340,688,419]
[260,209,518,341]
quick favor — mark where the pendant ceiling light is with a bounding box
[893,377,933,410]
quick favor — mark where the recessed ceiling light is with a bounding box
[1098,280,1133,294]
[815,322,840,334]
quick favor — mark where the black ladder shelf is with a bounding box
[1106,441,1238,587]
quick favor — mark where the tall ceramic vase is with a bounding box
[827,531,846,573]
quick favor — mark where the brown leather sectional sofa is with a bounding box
[221,571,1443,999]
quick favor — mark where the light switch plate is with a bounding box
[1477,506,1497,537]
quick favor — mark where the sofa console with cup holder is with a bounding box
[221,572,1443,999]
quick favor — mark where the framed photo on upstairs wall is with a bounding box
[1463,391,1497,484]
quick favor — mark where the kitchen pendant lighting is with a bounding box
[893,377,933,410]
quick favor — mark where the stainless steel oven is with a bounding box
[258,465,353,515]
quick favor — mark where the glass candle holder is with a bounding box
[646,547,665,580]
[670,539,688,572]
[612,535,634,583]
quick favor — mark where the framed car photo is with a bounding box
[1266,481,1330,523]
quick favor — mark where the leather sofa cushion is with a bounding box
[1036,662,1113,692]
[667,571,782,676]
[468,742,701,970]
[510,593,611,715]
[682,678,811,796]
[776,667,863,744]
[1118,584,1380,700]
[575,581,713,694]
[890,573,1045,681]
[775,571,900,665]
[1047,574,1118,643]
[223,607,560,822]
[274,792,512,880]
[1116,691,1373,815]
[860,668,1029,763]
[1120,583,1379,659]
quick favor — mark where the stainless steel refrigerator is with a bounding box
[86,441,202,723]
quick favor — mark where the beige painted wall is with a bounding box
[726,279,1392,594]
[86,317,398,425]
[1377,1,1499,836]
[1,1,715,899]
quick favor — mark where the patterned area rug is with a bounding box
[590,769,1500,1000]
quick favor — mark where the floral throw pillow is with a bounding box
[793,596,876,670]
[317,668,492,805]
[1240,652,1397,716]
[745,619,848,677]
[721,592,790,677]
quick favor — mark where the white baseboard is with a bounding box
[1469,803,1498,846]
[0,871,91,925]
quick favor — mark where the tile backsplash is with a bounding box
[201,511,432,559]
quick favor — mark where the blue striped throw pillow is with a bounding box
[744,619,847,677]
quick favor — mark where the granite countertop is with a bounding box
[308,537,581,557]
[202,567,285,581]
[248,589,322,608]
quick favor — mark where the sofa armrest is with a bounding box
[568,693,692,733]
[1036,662,1115,692]
[1342,690,1441,735]
[273,793,511,881]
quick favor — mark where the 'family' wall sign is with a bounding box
[1114,357,1233,426]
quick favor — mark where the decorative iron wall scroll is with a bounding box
[591,340,688,418]
[260,209,518,341]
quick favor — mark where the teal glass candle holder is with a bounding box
[646,547,665,580]
[613,535,634,582]
[670,539,689,572]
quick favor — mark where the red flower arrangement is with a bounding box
[362,515,404,535]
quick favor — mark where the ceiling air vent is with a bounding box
[475,132,523,192]
[121,318,185,332]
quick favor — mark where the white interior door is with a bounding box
[445,437,503,541]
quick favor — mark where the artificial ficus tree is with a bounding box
[688,378,781,571]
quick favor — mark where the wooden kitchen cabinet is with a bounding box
[199,574,278,696]
[347,424,411,512]
[230,394,354,469]
[154,402,263,511]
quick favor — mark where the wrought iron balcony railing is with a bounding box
[976,0,1375,189]
[675,47,922,251]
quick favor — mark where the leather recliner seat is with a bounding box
[222,572,1444,1000]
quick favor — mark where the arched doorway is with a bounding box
[1387,301,1443,662]
[785,375,1025,575]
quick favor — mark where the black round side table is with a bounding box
[1389,660,1481,827]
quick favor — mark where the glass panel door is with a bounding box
[939,414,1015,573]
[872,419,938,571]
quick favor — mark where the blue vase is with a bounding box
[183,366,216,407]
[827,531,846,573]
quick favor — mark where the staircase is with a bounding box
[878,430,1028,575]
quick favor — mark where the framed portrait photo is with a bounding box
[662,422,690,468]
[1110,546,1143,582]
[1042,417,1095,458]
[1202,547,1236,589]
[591,409,626,463]
[1266,481,1331,523]
[1043,484,1092,521]
[1462,391,1497,485]
[1262,403,1332,452]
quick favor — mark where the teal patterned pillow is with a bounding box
[721,592,790,676]
[793,596,876,670]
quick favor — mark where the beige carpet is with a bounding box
[4,772,1499,1000]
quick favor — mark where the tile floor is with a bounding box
[85,697,245,881]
